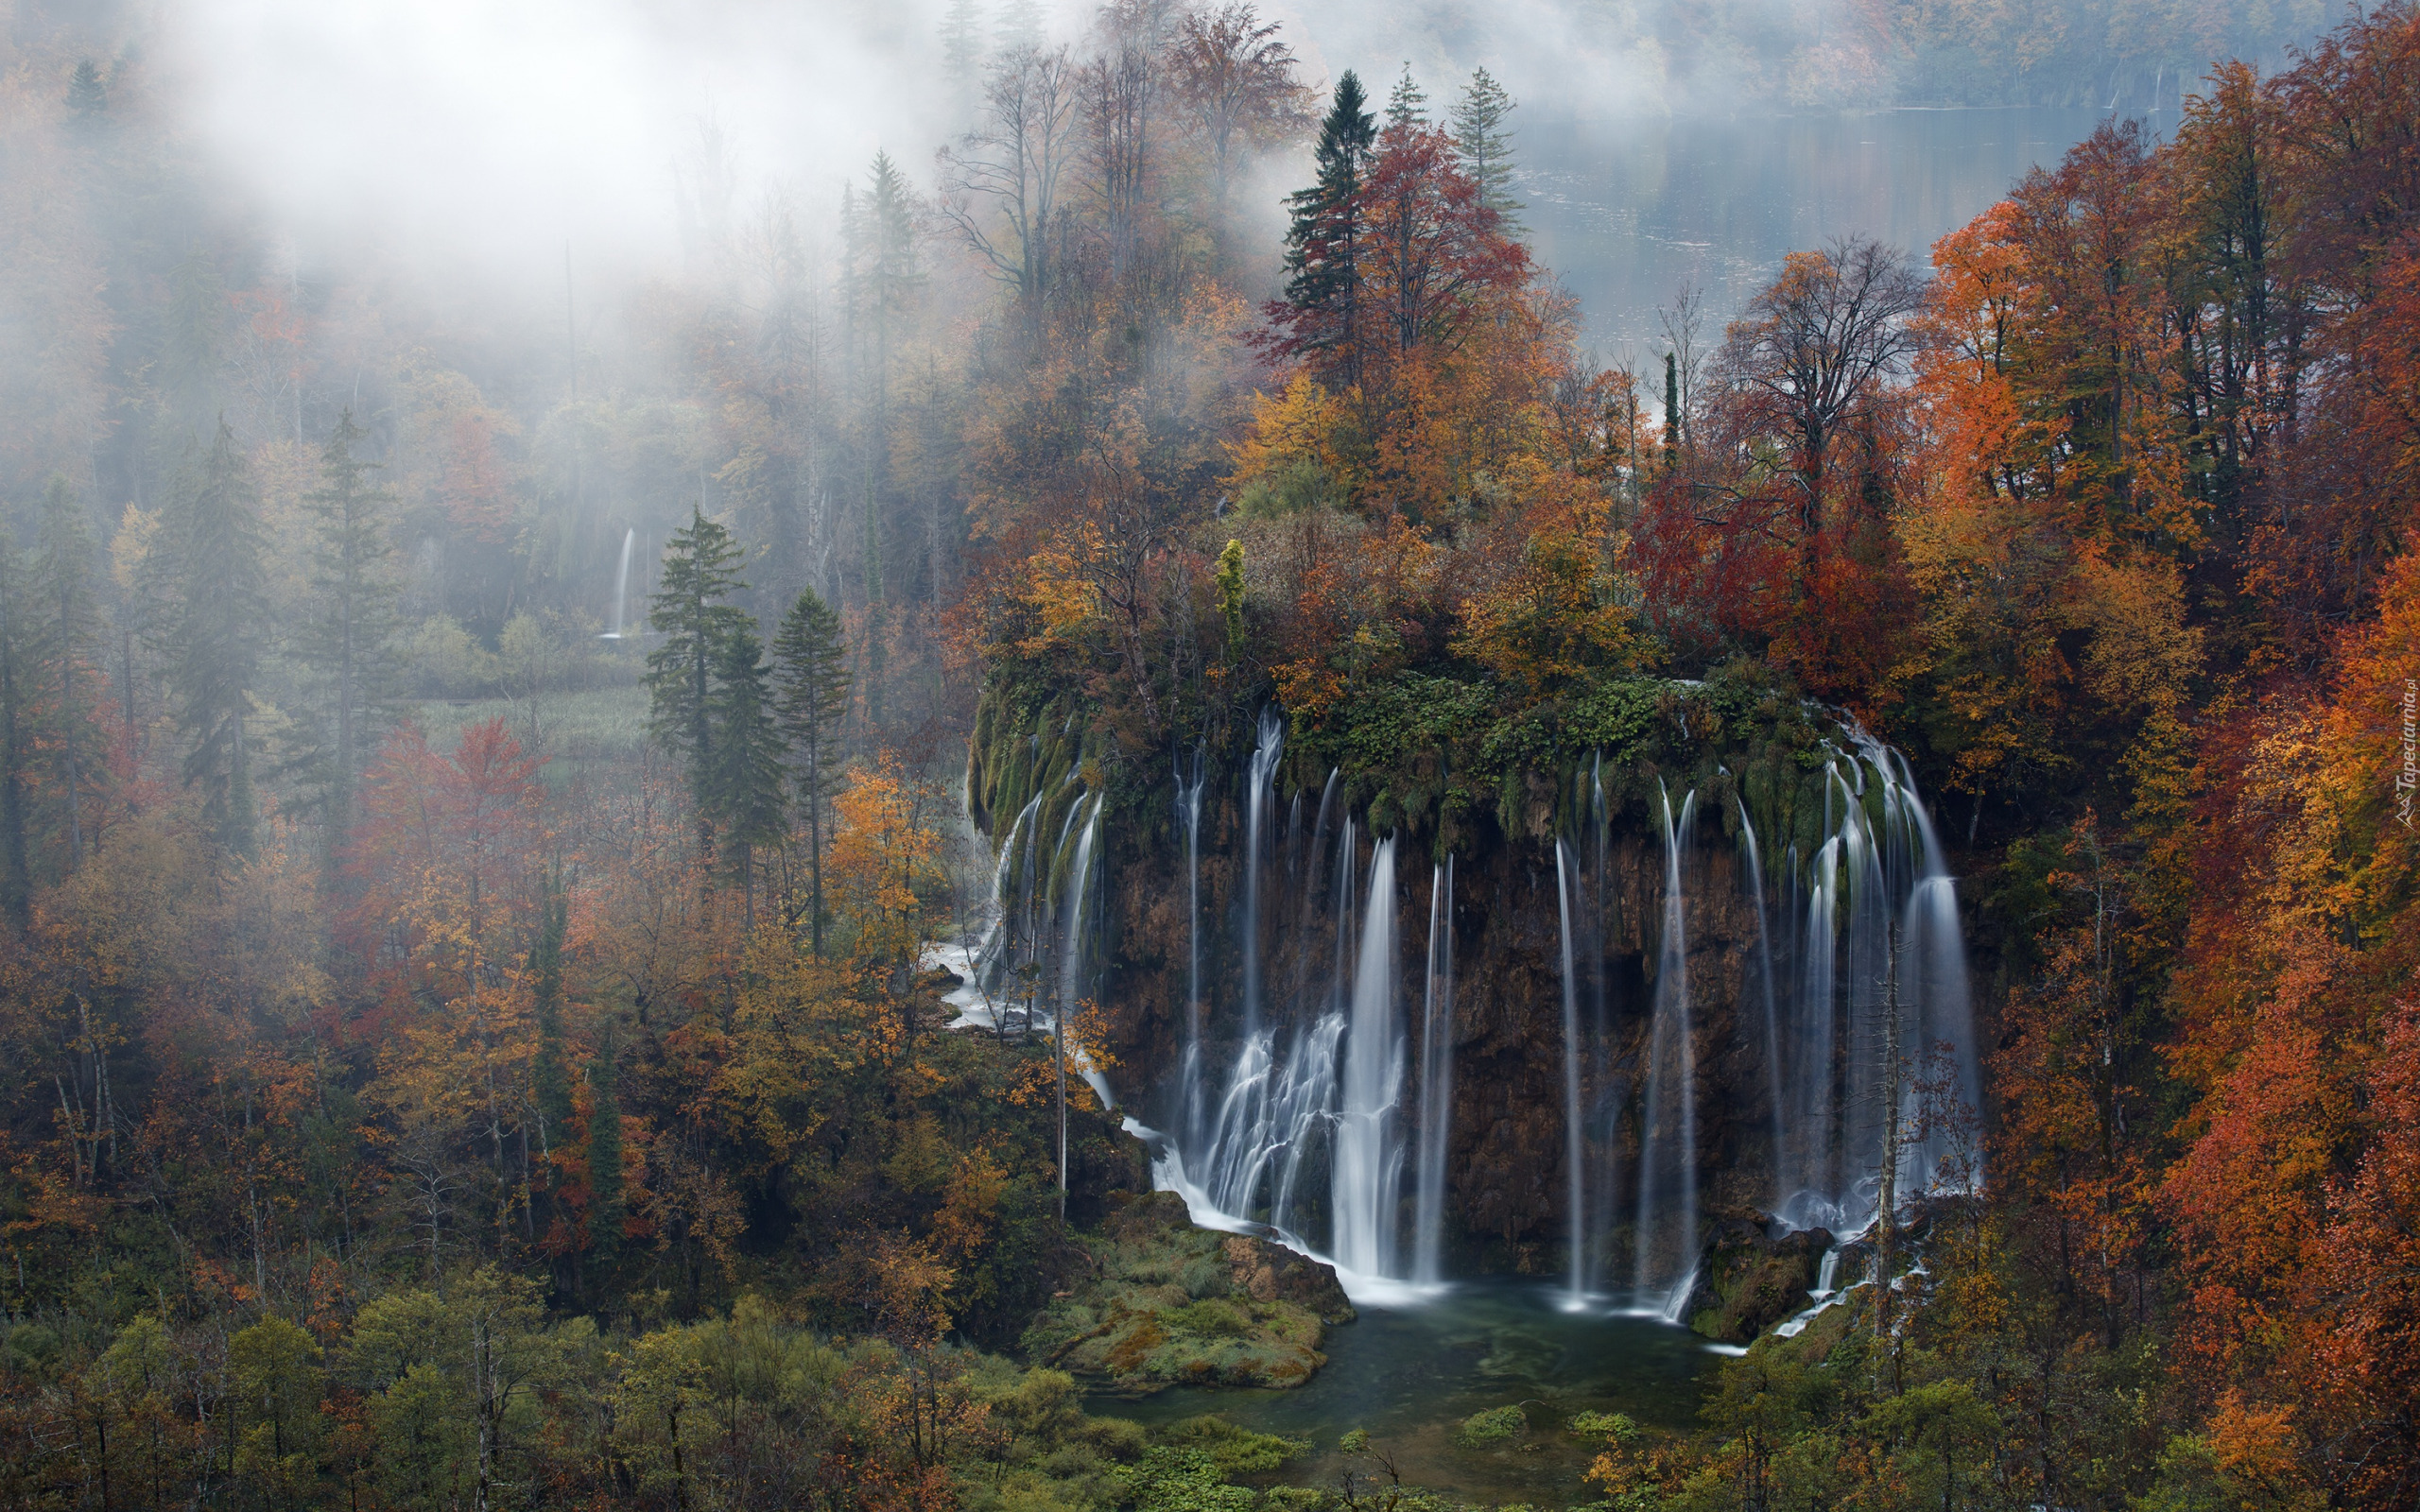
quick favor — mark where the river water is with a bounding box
[1523,106,2147,356]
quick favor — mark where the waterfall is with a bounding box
[1769,735,1983,1233]
[1058,793,1112,1109]
[1331,838,1402,1282]
[1586,759,1618,1295]
[1110,698,1980,1316]
[1242,710,1283,1039]
[1738,801,1788,1206]
[606,526,634,638]
[1634,783,1697,1303]
[1412,856,1454,1285]
[1787,773,1848,1218]
[1177,747,1207,1145]
[970,793,1044,1001]
[1553,838,1587,1305]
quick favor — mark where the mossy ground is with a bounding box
[1023,1197,1335,1395]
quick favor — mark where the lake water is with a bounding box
[1090,1280,1723,1505]
[1522,106,2152,356]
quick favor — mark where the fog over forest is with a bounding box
[1,1,2415,1509]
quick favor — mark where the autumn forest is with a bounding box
[0,1,2416,1510]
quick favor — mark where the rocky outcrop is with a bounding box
[1220,1231,1357,1325]
[1673,1216,1833,1343]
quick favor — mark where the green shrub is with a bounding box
[1156,1414,1307,1474]
[1455,1404,1528,1447]
[1163,1299,1252,1340]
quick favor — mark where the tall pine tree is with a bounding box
[774,588,853,956]
[1449,67,1521,232]
[701,623,787,926]
[34,478,105,872]
[157,421,267,858]
[644,507,751,861]
[1281,72,1377,387]
[300,410,400,850]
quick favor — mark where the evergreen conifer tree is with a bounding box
[1282,72,1377,384]
[65,60,105,119]
[701,623,787,922]
[34,478,104,871]
[993,0,1045,52]
[644,507,751,859]
[941,0,988,93]
[300,410,400,849]
[1385,64,1427,129]
[773,588,853,956]
[158,421,267,857]
[1449,67,1521,231]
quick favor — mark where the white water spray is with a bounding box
[1412,856,1455,1285]
[1554,837,1586,1305]
[1634,783,1698,1305]
[1331,837,1402,1281]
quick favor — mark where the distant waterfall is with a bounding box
[1331,838,1402,1282]
[1633,783,1699,1303]
[608,526,634,637]
[1412,857,1455,1285]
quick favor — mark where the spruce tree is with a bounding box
[1282,72,1377,384]
[1449,67,1521,231]
[300,411,400,848]
[644,507,751,858]
[34,479,104,871]
[773,588,853,956]
[941,0,988,93]
[993,0,1044,52]
[701,622,787,923]
[65,60,105,119]
[1385,64,1427,129]
[159,421,267,858]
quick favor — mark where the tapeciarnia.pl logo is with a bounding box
[2399,678,2417,830]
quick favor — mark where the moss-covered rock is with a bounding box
[1680,1216,1832,1343]
[1022,1193,1350,1394]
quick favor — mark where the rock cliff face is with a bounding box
[1086,799,1777,1277]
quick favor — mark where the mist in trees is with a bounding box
[0,2,2413,1510]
